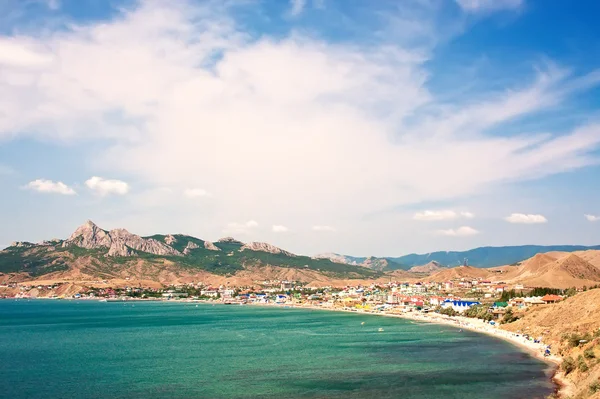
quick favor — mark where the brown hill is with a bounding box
[502,289,600,399]
[574,250,600,269]
[409,261,446,274]
[502,252,600,288]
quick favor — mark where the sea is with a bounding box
[0,300,555,399]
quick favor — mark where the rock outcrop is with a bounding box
[9,241,34,248]
[217,237,243,244]
[164,235,177,245]
[63,221,182,257]
[204,241,220,251]
[183,241,199,255]
[240,242,296,257]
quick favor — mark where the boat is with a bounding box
[378,328,384,332]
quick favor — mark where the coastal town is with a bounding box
[2,276,570,317]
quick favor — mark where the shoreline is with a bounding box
[250,302,572,398]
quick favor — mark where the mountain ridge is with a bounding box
[0,221,381,281]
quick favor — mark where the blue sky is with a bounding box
[0,0,599,256]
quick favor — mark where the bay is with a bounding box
[0,300,555,399]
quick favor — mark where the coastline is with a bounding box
[250,302,572,398]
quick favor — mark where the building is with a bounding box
[441,299,480,313]
[541,294,562,304]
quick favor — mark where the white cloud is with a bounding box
[435,226,480,237]
[0,39,53,68]
[272,225,289,233]
[585,214,600,222]
[184,188,209,198]
[23,179,76,195]
[455,0,523,13]
[289,0,306,16]
[224,220,259,235]
[413,210,475,221]
[85,176,129,196]
[505,213,547,224]
[312,225,336,232]
[0,1,599,252]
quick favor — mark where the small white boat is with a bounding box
[378,328,384,332]
[361,322,365,325]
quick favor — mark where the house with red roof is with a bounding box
[541,294,562,304]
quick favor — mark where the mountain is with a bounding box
[313,253,366,266]
[501,251,600,289]
[0,221,381,284]
[409,261,447,274]
[389,245,600,268]
[313,253,405,271]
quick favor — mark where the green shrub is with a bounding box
[589,380,600,393]
[584,348,596,359]
[578,355,589,372]
[561,356,575,374]
[502,308,520,324]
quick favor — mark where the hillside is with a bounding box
[502,252,600,289]
[0,221,381,284]
[502,289,600,398]
[313,253,406,271]
[389,245,600,268]
[409,261,447,273]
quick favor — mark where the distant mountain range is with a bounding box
[317,245,600,271]
[2,221,600,288]
[389,245,600,268]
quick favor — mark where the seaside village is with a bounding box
[3,276,571,322]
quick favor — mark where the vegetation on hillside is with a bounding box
[0,237,381,279]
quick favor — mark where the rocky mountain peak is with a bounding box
[63,221,182,257]
[240,242,296,257]
[217,237,243,244]
[65,220,112,249]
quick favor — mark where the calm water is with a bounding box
[0,300,554,399]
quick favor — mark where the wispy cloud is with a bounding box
[23,179,76,195]
[289,0,306,16]
[455,0,523,13]
[312,225,336,232]
[435,226,480,237]
[414,210,475,221]
[585,214,600,222]
[272,225,289,233]
[85,177,129,196]
[505,213,547,224]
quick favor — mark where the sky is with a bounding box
[1,0,599,256]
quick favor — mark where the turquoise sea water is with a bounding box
[0,300,554,399]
